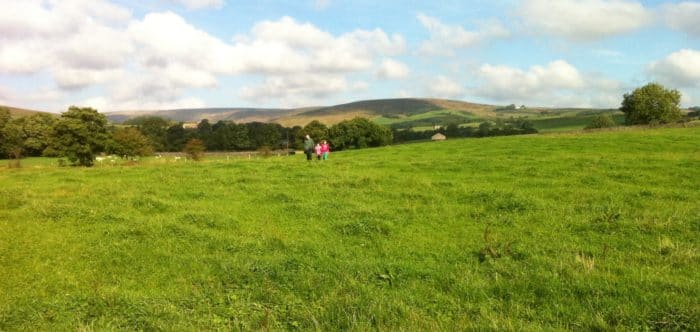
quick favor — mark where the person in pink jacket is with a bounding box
[320,140,330,160]
[314,143,322,160]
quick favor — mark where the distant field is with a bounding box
[1,127,698,330]
[529,113,626,132]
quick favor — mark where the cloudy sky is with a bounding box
[0,0,698,112]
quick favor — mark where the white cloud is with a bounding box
[250,16,335,49]
[376,59,410,79]
[55,23,133,71]
[0,40,49,74]
[0,3,409,110]
[170,0,225,10]
[428,76,465,99]
[81,95,206,112]
[518,0,653,41]
[0,0,133,75]
[417,14,509,56]
[648,49,700,87]
[129,11,233,72]
[661,2,700,38]
[52,68,124,90]
[240,74,349,106]
[239,17,405,73]
[474,60,620,107]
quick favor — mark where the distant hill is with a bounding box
[104,98,499,126]
[7,98,622,133]
[0,105,56,118]
[105,107,310,124]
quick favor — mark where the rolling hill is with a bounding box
[0,105,57,118]
[104,98,500,126]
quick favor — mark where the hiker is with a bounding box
[314,143,322,160]
[321,140,330,160]
[303,134,314,161]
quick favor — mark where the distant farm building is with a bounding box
[183,122,198,129]
[431,133,446,141]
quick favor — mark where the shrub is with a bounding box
[183,138,205,161]
[585,114,616,130]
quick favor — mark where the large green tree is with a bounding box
[1,118,24,161]
[108,127,154,159]
[620,83,682,125]
[299,120,329,143]
[328,117,392,150]
[0,108,11,158]
[48,106,109,166]
[124,116,171,151]
[21,113,57,156]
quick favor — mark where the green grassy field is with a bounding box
[529,114,626,132]
[1,126,698,330]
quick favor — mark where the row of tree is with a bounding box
[125,116,392,153]
[0,107,393,166]
[393,118,538,143]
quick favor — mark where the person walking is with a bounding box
[314,142,322,160]
[321,140,330,160]
[303,134,314,161]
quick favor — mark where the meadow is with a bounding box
[1,126,698,330]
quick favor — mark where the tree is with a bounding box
[328,117,392,150]
[108,127,154,159]
[585,114,616,130]
[620,83,682,125]
[48,106,109,166]
[183,138,205,161]
[165,123,192,151]
[21,114,57,156]
[124,116,171,151]
[1,118,24,165]
[445,123,460,137]
[197,119,213,147]
[246,122,282,149]
[299,120,328,143]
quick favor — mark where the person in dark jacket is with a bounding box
[303,134,315,161]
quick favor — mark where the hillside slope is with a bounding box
[0,105,57,118]
[105,98,498,126]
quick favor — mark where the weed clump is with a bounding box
[477,226,522,262]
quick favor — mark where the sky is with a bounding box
[0,0,698,113]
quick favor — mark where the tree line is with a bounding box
[0,106,392,166]
[392,118,538,143]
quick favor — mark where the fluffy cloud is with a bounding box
[376,59,410,79]
[129,12,234,73]
[648,49,700,87]
[661,2,700,38]
[0,40,48,74]
[474,60,620,107]
[240,74,350,106]
[417,14,509,56]
[237,16,405,73]
[170,0,225,10]
[428,76,465,99]
[0,0,133,75]
[518,0,653,41]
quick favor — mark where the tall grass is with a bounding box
[1,127,698,330]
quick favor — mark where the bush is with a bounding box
[585,114,617,129]
[183,139,205,161]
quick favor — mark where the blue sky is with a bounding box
[0,0,698,112]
